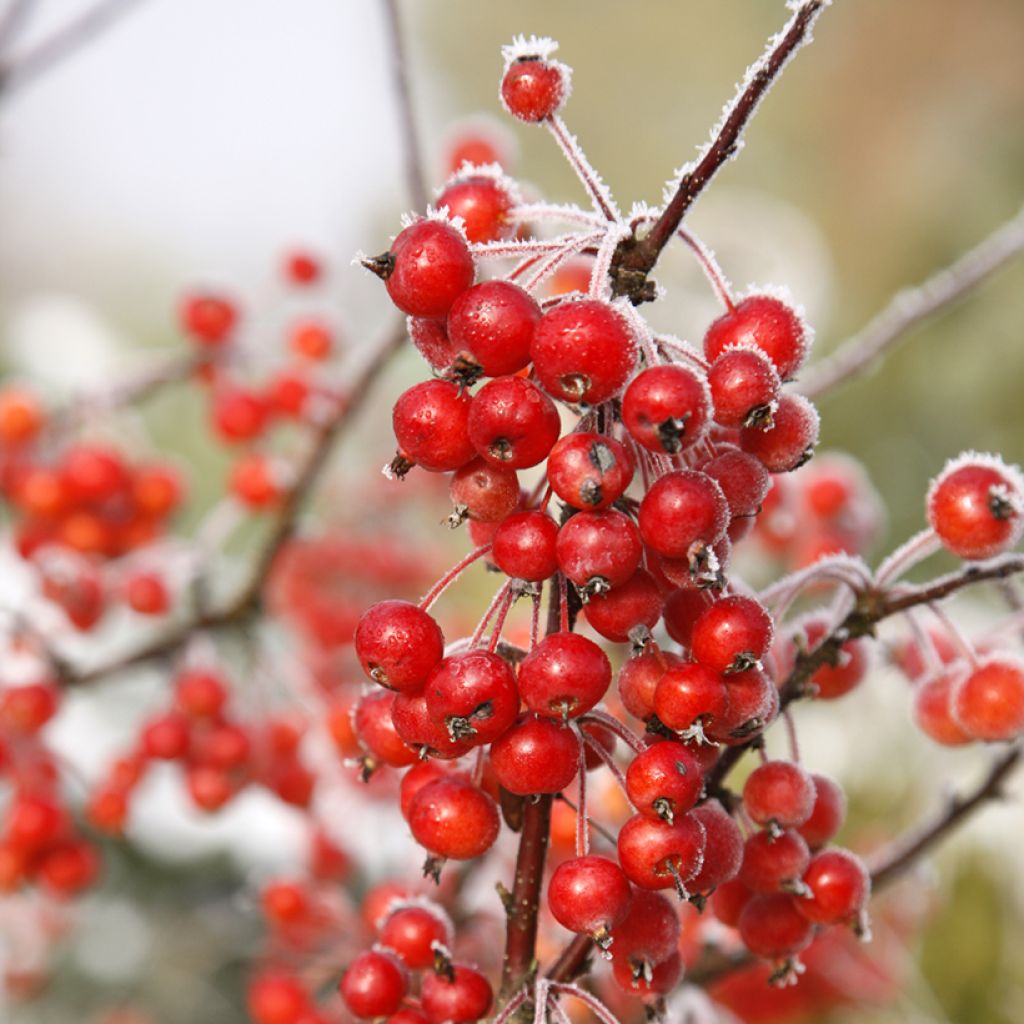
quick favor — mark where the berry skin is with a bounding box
[952,655,1024,741]
[371,219,475,320]
[797,848,870,925]
[690,595,774,674]
[424,650,520,745]
[738,893,814,960]
[531,300,637,405]
[556,509,643,595]
[248,973,311,1024]
[706,665,777,745]
[500,56,568,123]
[421,964,493,1024]
[141,712,190,760]
[393,380,475,473]
[707,344,781,428]
[622,365,710,454]
[548,855,632,938]
[638,470,729,561]
[612,949,683,997]
[400,761,457,820]
[379,904,453,969]
[284,250,321,285]
[927,456,1024,560]
[617,650,685,721]
[913,669,972,746]
[608,889,681,967]
[797,773,847,849]
[491,510,559,582]
[703,447,772,519]
[546,432,635,510]
[467,375,561,469]
[175,669,228,719]
[354,691,419,769]
[517,632,611,718]
[229,452,282,509]
[662,588,713,649]
[0,388,43,444]
[625,740,704,822]
[180,291,238,346]
[583,568,663,643]
[489,714,580,795]
[447,281,540,377]
[211,387,268,444]
[437,173,514,243]
[704,294,809,381]
[391,691,476,760]
[743,761,815,828]
[740,392,819,473]
[408,777,500,860]
[123,572,170,616]
[711,878,753,928]
[653,661,728,734]
[449,458,520,523]
[739,828,810,894]
[340,949,408,1020]
[408,316,461,371]
[355,600,445,692]
[617,812,706,893]
[688,799,744,894]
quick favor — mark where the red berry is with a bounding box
[952,655,1024,741]
[491,510,559,582]
[211,387,268,443]
[467,375,561,469]
[556,509,643,595]
[638,470,729,561]
[617,650,685,721]
[124,571,171,615]
[500,51,568,123]
[449,457,520,523]
[0,683,59,735]
[583,568,663,643]
[611,949,683,996]
[5,794,68,851]
[705,666,778,745]
[140,712,190,760]
[622,365,710,454]
[797,848,870,925]
[447,281,540,377]
[355,691,419,768]
[175,669,228,718]
[340,949,408,1020]
[927,455,1024,560]
[408,777,500,860]
[704,295,809,381]
[289,318,333,361]
[740,393,819,473]
[393,380,475,473]
[391,691,476,760]
[380,903,453,969]
[548,855,632,938]
[617,812,706,892]
[797,773,847,849]
[355,601,445,692]
[711,877,753,928]
[688,799,744,894]
[608,889,681,967]
[180,291,238,346]
[743,760,815,828]
[707,344,781,428]
[248,973,311,1024]
[662,588,713,649]
[625,740,704,822]
[690,595,773,674]
[653,661,728,733]
[421,964,493,1024]
[408,316,461,371]
[703,447,772,520]
[740,828,810,894]
[284,250,321,285]
[424,650,520,746]
[517,632,611,719]
[738,893,813,960]
[913,668,972,746]
[546,432,635,510]
[230,451,282,509]
[373,219,475,319]
[531,300,637,405]
[489,714,580,795]
[437,173,515,244]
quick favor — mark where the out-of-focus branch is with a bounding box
[0,0,146,95]
[382,0,427,210]
[869,742,1022,890]
[610,0,828,303]
[60,323,406,687]
[799,205,1024,399]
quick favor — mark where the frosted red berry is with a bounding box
[556,509,643,595]
[704,294,808,381]
[467,375,561,469]
[491,510,559,582]
[355,600,445,692]
[407,777,500,860]
[622,365,710,454]
[548,855,632,938]
[392,380,475,473]
[340,949,408,1020]
[546,432,635,510]
[500,56,567,123]
[447,280,540,377]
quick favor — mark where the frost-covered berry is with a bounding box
[500,37,570,123]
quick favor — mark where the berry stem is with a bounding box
[677,227,736,311]
[579,709,645,754]
[782,709,801,763]
[545,115,620,223]
[927,602,978,668]
[875,528,942,587]
[486,585,517,653]
[419,544,493,612]
[472,580,514,648]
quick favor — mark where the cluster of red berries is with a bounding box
[88,666,315,829]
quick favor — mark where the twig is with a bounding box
[869,743,1022,890]
[0,0,146,95]
[609,0,828,302]
[382,0,427,210]
[799,205,1024,398]
[60,323,407,686]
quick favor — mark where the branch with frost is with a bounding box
[799,205,1024,399]
[0,0,147,95]
[610,0,829,302]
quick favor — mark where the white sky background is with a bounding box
[0,0,415,357]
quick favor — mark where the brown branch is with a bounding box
[546,933,593,986]
[707,555,1024,793]
[799,205,1024,399]
[0,0,146,95]
[382,0,428,211]
[869,742,1022,890]
[60,324,406,687]
[610,0,828,302]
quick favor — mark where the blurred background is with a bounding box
[0,1,1022,1022]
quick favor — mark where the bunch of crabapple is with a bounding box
[335,38,889,1017]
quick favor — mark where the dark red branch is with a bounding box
[610,0,827,302]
